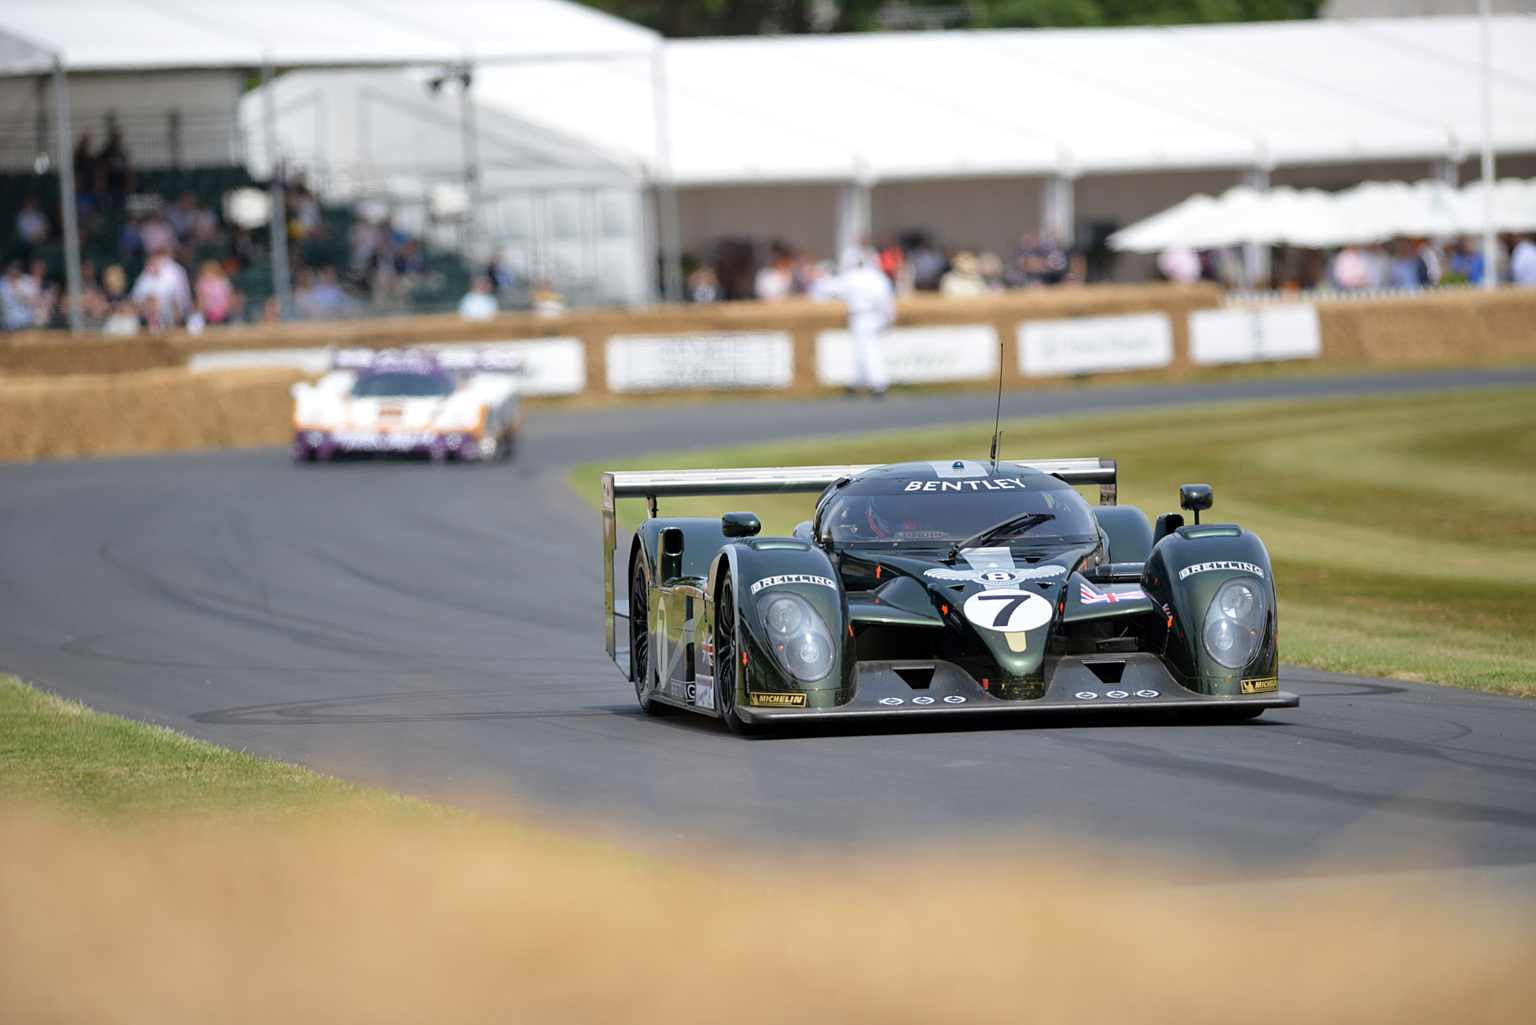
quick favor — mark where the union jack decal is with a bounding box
[1079,582,1146,605]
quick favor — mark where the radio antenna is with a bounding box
[988,339,1004,471]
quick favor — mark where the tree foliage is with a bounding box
[573,0,1322,37]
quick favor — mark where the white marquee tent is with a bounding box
[475,16,1536,183]
[1109,176,1536,252]
[239,69,651,305]
[473,14,1536,276]
[0,0,657,74]
[0,0,664,327]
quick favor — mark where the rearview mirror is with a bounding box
[1179,484,1213,525]
[721,512,762,538]
[659,527,684,581]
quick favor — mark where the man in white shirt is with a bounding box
[458,276,498,321]
[1510,235,1536,288]
[131,249,191,330]
[823,247,895,396]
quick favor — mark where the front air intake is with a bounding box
[893,665,936,690]
[1085,661,1126,685]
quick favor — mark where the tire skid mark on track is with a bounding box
[298,543,576,633]
[1047,730,1536,832]
[95,537,388,648]
[1259,720,1536,782]
[193,684,631,725]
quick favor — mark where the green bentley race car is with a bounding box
[602,458,1297,732]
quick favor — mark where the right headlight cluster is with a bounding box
[758,592,836,683]
[1201,576,1268,670]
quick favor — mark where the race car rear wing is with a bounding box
[601,458,1116,662]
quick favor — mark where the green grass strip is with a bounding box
[0,673,444,824]
[573,386,1536,697]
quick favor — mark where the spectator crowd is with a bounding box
[8,142,1536,334]
[1155,233,1536,293]
[2,128,471,334]
[684,228,1092,305]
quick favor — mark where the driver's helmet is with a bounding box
[862,495,930,539]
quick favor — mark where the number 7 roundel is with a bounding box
[962,589,1054,633]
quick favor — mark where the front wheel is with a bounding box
[715,575,754,734]
[630,558,668,716]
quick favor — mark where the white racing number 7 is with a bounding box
[961,588,1054,633]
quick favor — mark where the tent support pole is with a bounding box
[837,178,871,263]
[458,63,481,265]
[53,57,83,336]
[1241,167,1271,290]
[1478,0,1496,291]
[263,59,292,319]
[650,45,682,304]
[1042,174,1074,248]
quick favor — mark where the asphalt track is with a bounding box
[3,365,1536,879]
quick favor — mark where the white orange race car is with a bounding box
[290,348,522,463]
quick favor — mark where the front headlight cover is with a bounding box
[1201,576,1268,670]
[435,401,484,432]
[757,591,836,683]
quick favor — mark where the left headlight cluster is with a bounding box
[435,402,484,431]
[758,592,836,683]
[1201,576,1268,670]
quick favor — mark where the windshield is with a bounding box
[351,372,454,398]
[819,475,1099,551]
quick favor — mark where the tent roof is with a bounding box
[0,0,658,76]
[1109,176,1536,251]
[473,14,1536,184]
[239,68,643,189]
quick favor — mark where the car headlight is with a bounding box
[758,592,836,683]
[1201,576,1268,670]
[435,404,483,431]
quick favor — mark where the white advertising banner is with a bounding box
[1188,305,1322,365]
[188,338,588,396]
[1018,312,1174,377]
[815,324,998,386]
[605,332,794,392]
[432,338,587,395]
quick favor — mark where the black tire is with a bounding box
[715,575,754,734]
[501,430,516,462]
[630,558,669,715]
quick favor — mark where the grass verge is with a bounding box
[0,673,431,824]
[573,386,1536,696]
[3,674,1535,1024]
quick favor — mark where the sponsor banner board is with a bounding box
[1017,312,1173,377]
[188,348,333,375]
[431,338,586,396]
[815,324,998,386]
[1188,305,1322,365]
[188,338,587,396]
[605,332,794,393]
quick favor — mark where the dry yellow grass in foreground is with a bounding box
[2,812,1532,1025]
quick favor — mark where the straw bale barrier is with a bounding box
[2,284,1533,463]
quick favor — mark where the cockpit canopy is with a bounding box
[351,371,456,398]
[815,462,1100,551]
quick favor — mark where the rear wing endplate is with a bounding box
[601,458,1116,662]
